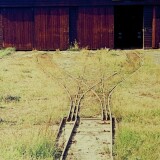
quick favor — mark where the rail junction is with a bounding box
[35,52,142,160]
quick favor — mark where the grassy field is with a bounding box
[112,50,160,160]
[0,48,160,160]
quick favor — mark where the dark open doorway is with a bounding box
[69,7,78,46]
[114,6,143,49]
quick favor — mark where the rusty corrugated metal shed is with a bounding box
[0,0,160,50]
[3,8,34,50]
[75,7,114,49]
[152,6,160,48]
[157,6,160,48]
[0,10,2,48]
[34,8,69,50]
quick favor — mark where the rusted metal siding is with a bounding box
[108,7,114,49]
[152,6,156,48]
[0,4,159,50]
[153,6,160,48]
[0,9,3,48]
[157,6,160,48]
[76,7,114,49]
[3,8,34,50]
[34,8,69,50]
[143,6,153,49]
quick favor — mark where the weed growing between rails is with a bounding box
[79,50,143,118]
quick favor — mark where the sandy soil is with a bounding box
[66,118,112,160]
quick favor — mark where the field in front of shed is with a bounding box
[0,48,160,160]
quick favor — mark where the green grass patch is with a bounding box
[0,127,56,160]
[112,50,160,160]
[0,48,16,58]
[114,127,160,160]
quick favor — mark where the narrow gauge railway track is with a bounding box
[57,79,118,160]
[35,52,142,160]
[35,54,116,160]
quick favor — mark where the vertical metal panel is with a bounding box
[143,6,153,49]
[108,7,114,49]
[76,7,114,49]
[152,6,156,48]
[34,7,69,50]
[155,6,160,48]
[0,9,3,48]
[151,6,160,48]
[3,8,33,50]
[60,9,69,49]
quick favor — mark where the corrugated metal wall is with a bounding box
[3,8,34,50]
[34,8,69,50]
[153,6,160,48]
[147,5,160,49]
[2,7,69,50]
[76,7,114,49]
[0,5,159,50]
[152,6,156,48]
[157,6,160,48]
[1,7,113,50]
[0,9,3,48]
[143,6,153,49]
[108,7,114,49]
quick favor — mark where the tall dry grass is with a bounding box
[0,49,159,159]
[112,50,160,160]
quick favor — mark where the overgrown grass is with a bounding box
[67,40,81,51]
[112,50,160,160]
[0,49,159,159]
[114,127,160,160]
[0,47,16,58]
[0,127,56,160]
